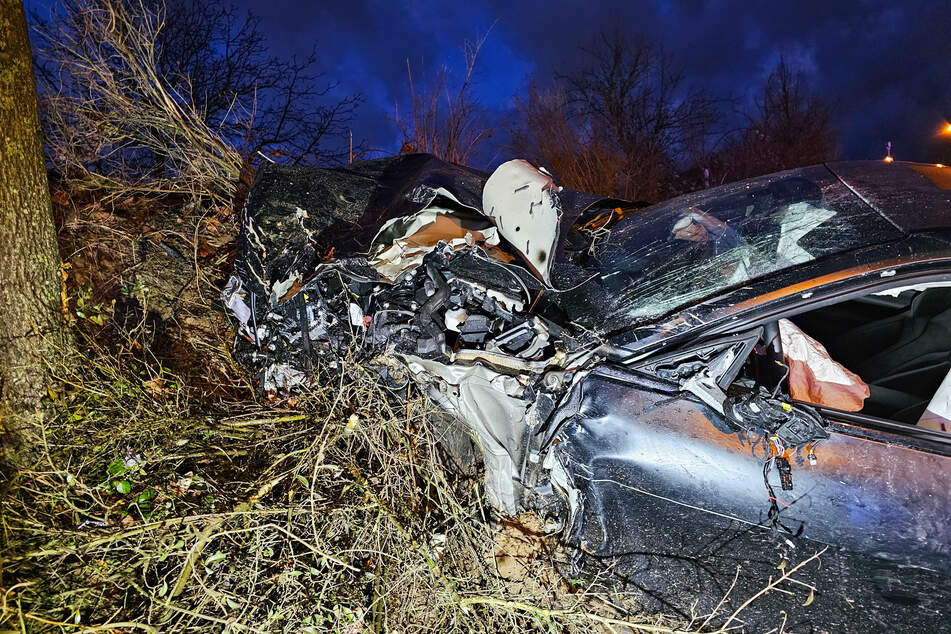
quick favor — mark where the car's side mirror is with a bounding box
[629,326,829,451]
[629,328,763,412]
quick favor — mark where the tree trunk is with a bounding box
[0,0,62,459]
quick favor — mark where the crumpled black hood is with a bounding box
[236,153,623,314]
[235,154,487,308]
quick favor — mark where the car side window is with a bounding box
[777,282,951,428]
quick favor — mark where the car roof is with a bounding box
[826,161,951,233]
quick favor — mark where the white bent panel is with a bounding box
[482,159,562,285]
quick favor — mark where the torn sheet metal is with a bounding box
[234,154,491,313]
[403,355,531,513]
[368,204,502,279]
[222,275,252,333]
[482,159,563,285]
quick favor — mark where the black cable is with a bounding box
[771,360,790,399]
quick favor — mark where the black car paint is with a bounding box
[540,252,951,630]
[829,161,951,232]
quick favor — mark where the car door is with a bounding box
[545,267,951,618]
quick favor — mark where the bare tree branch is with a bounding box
[512,33,721,201]
[392,25,495,165]
[715,57,838,181]
[31,0,360,204]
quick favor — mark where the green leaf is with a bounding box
[107,459,127,476]
[204,550,226,566]
[115,480,132,494]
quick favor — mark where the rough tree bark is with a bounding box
[0,0,62,458]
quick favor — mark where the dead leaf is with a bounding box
[802,589,815,606]
[143,377,170,397]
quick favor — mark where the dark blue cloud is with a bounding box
[26,0,951,167]
[275,0,949,165]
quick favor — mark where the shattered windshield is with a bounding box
[561,165,903,332]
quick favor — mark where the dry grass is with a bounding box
[0,183,694,632]
[0,330,708,633]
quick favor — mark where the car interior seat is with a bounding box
[791,287,951,423]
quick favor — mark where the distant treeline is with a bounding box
[30,0,838,205]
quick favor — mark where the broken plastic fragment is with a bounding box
[368,204,502,279]
[348,303,365,327]
[222,276,252,328]
[262,363,310,392]
[482,159,562,285]
[444,308,467,332]
[271,273,301,304]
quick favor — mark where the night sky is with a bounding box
[26,0,951,169]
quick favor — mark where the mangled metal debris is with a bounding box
[227,153,845,521]
[224,154,951,626]
[226,156,601,512]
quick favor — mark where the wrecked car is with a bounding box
[224,154,951,630]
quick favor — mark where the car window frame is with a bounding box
[736,267,951,451]
[801,403,951,455]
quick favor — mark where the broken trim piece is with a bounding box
[482,160,563,286]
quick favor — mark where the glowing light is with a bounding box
[938,164,946,168]
[946,123,951,134]
[884,155,894,163]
